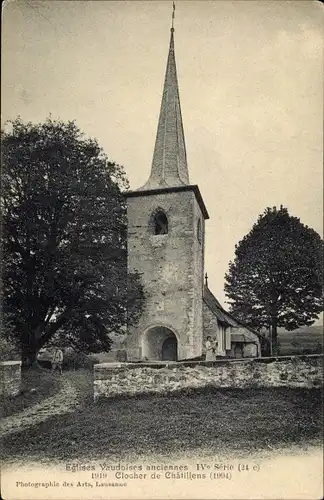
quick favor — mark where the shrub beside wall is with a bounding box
[37,348,100,370]
[94,355,323,401]
[63,350,99,370]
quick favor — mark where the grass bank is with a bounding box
[1,368,322,464]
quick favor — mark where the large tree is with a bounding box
[224,206,323,354]
[1,117,144,364]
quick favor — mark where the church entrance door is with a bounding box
[234,343,243,358]
[162,336,178,361]
[141,326,178,361]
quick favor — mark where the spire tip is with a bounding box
[171,1,175,30]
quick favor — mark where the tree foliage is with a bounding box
[2,117,144,363]
[224,206,323,353]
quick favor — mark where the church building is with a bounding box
[124,20,262,362]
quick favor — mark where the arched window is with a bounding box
[153,210,168,235]
[197,219,202,243]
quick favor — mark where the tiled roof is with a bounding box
[203,286,236,326]
[232,332,255,343]
[203,285,263,339]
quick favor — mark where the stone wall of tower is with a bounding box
[191,194,205,357]
[126,189,204,360]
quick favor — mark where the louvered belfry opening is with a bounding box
[154,210,168,235]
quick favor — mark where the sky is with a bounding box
[2,0,323,322]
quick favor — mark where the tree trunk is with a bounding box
[20,315,67,366]
[271,320,278,356]
[21,330,38,366]
[21,346,37,367]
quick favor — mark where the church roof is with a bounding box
[139,27,189,190]
[203,285,233,325]
[125,19,209,219]
[203,285,263,339]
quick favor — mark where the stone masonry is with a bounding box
[126,189,206,361]
[94,355,323,401]
[123,22,262,362]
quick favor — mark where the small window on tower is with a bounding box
[154,211,168,235]
[197,219,202,243]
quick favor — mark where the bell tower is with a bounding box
[125,12,209,361]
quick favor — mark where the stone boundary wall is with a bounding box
[0,361,22,397]
[93,355,323,401]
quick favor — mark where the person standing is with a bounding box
[213,337,218,359]
[205,336,214,361]
[51,348,64,375]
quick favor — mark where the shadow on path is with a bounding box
[0,376,81,438]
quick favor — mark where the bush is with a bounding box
[62,350,100,370]
[116,350,127,362]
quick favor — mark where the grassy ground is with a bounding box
[0,367,61,419]
[278,326,323,355]
[1,368,322,464]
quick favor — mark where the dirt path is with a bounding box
[0,376,80,438]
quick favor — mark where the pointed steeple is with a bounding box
[140,21,189,190]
